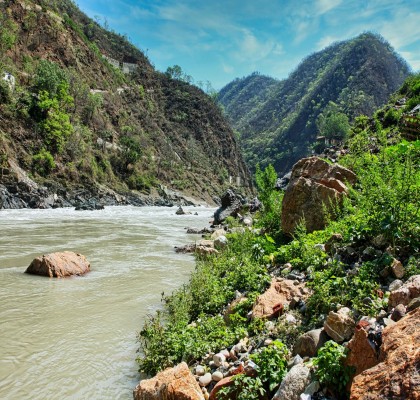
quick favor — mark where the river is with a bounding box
[0,205,214,399]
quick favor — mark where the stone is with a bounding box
[388,275,420,308]
[281,157,356,234]
[25,251,90,278]
[285,313,297,325]
[324,233,343,254]
[199,373,212,387]
[389,279,403,292]
[407,297,420,312]
[390,258,405,279]
[213,189,242,225]
[211,371,223,382]
[324,307,356,343]
[293,328,329,357]
[208,376,235,400]
[272,364,312,400]
[345,325,379,377]
[242,217,253,227]
[213,353,226,367]
[210,229,226,240]
[304,381,320,395]
[214,235,228,249]
[350,308,420,399]
[391,304,406,322]
[133,362,204,400]
[195,365,205,376]
[252,278,310,319]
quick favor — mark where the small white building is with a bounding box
[2,72,15,90]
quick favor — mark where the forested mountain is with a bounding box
[218,33,411,174]
[0,0,251,207]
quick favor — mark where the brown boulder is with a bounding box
[281,157,356,234]
[133,362,204,400]
[293,328,329,357]
[323,307,355,343]
[25,251,90,278]
[346,325,379,376]
[252,278,310,319]
[389,275,420,308]
[350,308,420,400]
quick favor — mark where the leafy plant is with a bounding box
[251,340,289,392]
[32,148,56,176]
[219,374,266,400]
[313,341,354,398]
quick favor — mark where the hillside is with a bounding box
[0,0,251,208]
[218,33,411,174]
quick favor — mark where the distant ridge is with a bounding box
[218,33,411,174]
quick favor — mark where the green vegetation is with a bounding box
[313,341,354,397]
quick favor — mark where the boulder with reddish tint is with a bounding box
[133,362,204,400]
[25,251,90,278]
[252,278,310,319]
[281,157,356,234]
[350,308,420,400]
[388,275,420,308]
[323,307,356,343]
[345,325,379,376]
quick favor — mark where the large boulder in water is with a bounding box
[133,362,204,400]
[213,189,242,225]
[25,251,91,278]
[281,157,356,235]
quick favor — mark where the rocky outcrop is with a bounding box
[281,157,356,234]
[350,308,420,399]
[272,364,312,400]
[252,278,310,319]
[324,307,356,343]
[293,328,329,357]
[25,251,91,278]
[213,189,242,225]
[346,324,379,376]
[388,274,420,308]
[133,362,204,400]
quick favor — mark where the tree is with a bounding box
[316,101,350,140]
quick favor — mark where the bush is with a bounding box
[32,148,55,176]
[0,79,12,104]
[314,341,354,399]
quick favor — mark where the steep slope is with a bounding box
[218,33,411,174]
[0,0,251,207]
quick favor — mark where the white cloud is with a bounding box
[222,63,234,74]
[316,0,342,15]
[399,51,420,71]
[316,35,340,50]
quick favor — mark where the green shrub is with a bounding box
[32,148,55,176]
[314,341,354,398]
[219,374,266,400]
[0,79,12,104]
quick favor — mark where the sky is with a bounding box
[75,0,420,89]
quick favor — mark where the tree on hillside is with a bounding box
[316,101,350,140]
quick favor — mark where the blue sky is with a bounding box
[76,0,420,89]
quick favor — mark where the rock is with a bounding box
[186,227,213,234]
[285,313,297,325]
[388,275,420,308]
[133,362,204,400]
[213,353,226,368]
[391,304,406,321]
[208,376,235,400]
[281,157,356,234]
[211,229,226,240]
[252,278,310,319]
[211,371,223,382]
[383,317,396,327]
[289,354,303,367]
[324,307,356,343]
[75,200,104,210]
[304,381,320,396]
[213,189,242,225]
[350,308,420,399]
[389,279,403,292]
[242,216,253,227]
[345,324,379,376]
[214,235,228,249]
[293,328,329,357]
[199,373,212,387]
[390,258,405,279]
[407,297,420,312]
[195,365,205,377]
[25,251,90,278]
[272,364,312,400]
[249,197,262,212]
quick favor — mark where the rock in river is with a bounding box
[25,251,91,278]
